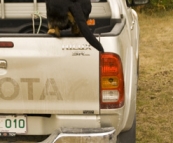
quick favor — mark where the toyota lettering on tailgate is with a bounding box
[0,77,62,100]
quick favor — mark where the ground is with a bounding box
[137,11,173,143]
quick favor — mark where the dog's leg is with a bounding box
[68,12,75,24]
[47,22,56,34]
[68,12,80,35]
[47,22,61,37]
[54,27,61,37]
[71,23,80,35]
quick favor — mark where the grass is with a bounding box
[137,11,173,143]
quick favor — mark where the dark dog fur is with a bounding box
[45,0,104,52]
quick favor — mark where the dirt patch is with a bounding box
[137,11,173,143]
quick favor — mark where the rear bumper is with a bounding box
[42,127,116,143]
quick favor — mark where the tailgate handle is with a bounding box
[0,60,7,69]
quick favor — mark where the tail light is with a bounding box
[0,41,14,48]
[100,53,124,109]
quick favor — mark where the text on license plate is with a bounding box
[0,115,27,134]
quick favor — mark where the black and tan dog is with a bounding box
[45,0,104,52]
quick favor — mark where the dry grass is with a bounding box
[137,11,173,143]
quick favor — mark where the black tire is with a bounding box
[20,25,48,34]
[22,28,47,34]
[137,57,139,78]
[116,116,136,143]
[126,0,133,7]
[0,135,49,142]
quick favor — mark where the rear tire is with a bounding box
[116,116,136,143]
[20,25,48,34]
[126,0,133,7]
[0,135,48,142]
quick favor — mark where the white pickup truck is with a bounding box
[0,0,148,142]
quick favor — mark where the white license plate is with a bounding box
[0,115,27,134]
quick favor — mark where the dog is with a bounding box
[45,0,104,52]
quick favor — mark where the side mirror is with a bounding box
[133,0,149,5]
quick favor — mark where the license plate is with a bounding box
[0,115,27,134]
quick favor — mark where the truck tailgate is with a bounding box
[0,37,100,114]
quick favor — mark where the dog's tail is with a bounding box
[69,2,104,52]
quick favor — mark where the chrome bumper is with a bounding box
[41,127,116,143]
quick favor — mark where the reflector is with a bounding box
[0,42,14,48]
[101,76,119,89]
[87,19,96,26]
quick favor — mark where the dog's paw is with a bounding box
[47,29,55,34]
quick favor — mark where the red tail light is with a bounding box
[100,53,124,109]
[0,41,14,48]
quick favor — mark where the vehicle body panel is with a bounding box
[0,37,100,114]
[0,0,144,142]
